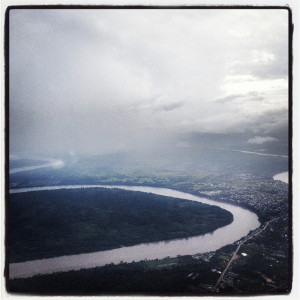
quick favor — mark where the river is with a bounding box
[273,171,289,184]
[9,185,260,279]
[9,158,64,174]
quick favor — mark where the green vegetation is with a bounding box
[215,217,290,293]
[8,151,290,294]
[7,256,219,295]
[9,217,290,296]
[9,188,233,263]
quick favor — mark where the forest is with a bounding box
[9,188,233,263]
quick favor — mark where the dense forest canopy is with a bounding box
[9,188,233,263]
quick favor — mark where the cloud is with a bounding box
[9,9,289,155]
[246,92,264,102]
[215,94,242,103]
[216,92,264,103]
[175,141,191,148]
[247,136,278,144]
[251,108,289,133]
[154,102,184,112]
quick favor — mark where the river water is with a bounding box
[9,158,65,174]
[9,185,260,279]
[273,171,288,184]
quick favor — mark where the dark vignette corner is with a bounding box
[4,5,10,290]
[3,4,293,296]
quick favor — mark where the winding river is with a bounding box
[9,185,260,279]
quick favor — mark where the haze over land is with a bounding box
[8,8,290,294]
[10,9,288,157]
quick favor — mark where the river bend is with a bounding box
[9,185,260,279]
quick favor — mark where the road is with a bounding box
[212,217,279,292]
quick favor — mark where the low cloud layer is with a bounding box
[9,9,289,155]
[247,136,278,144]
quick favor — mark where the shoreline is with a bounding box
[9,185,260,279]
[273,171,288,184]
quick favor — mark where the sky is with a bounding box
[9,8,289,155]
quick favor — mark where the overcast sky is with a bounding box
[9,9,289,155]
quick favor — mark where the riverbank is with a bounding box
[9,188,233,263]
[9,185,260,279]
[8,214,290,295]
